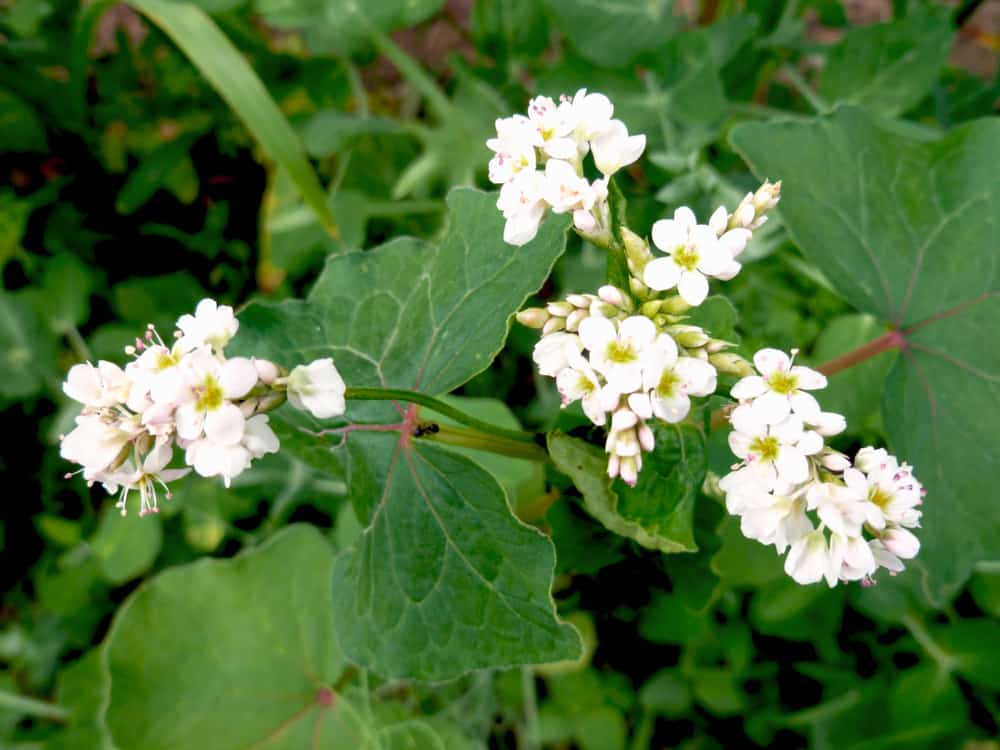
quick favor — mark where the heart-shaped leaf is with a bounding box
[235,188,580,679]
[730,106,1000,603]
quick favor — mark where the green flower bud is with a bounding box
[516,307,550,328]
[709,352,755,376]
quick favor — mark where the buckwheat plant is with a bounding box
[59,91,927,674]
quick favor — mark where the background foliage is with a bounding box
[1,0,998,748]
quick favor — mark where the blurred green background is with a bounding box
[1,0,998,748]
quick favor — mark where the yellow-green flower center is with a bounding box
[767,371,799,395]
[656,369,680,397]
[576,374,595,394]
[156,350,178,370]
[749,436,780,462]
[195,375,224,412]
[673,245,699,272]
[868,486,893,509]
[606,341,637,364]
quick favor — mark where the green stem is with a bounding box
[65,324,94,362]
[780,64,829,113]
[0,690,69,723]
[369,29,456,123]
[343,387,539,445]
[521,667,540,750]
[901,614,957,672]
[420,423,550,463]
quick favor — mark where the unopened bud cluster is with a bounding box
[488,89,645,246]
[720,348,924,587]
[60,299,348,516]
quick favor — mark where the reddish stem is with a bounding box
[816,329,905,377]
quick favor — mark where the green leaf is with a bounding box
[234,189,578,679]
[90,504,163,586]
[542,0,679,68]
[819,9,954,117]
[103,526,345,749]
[930,619,1000,690]
[39,254,94,333]
[0,290,58,398]
[730,106,1000,603]
[124,0,337,235]
[809,313,895,439]
[547,424,706,554]
[0,89,47,152]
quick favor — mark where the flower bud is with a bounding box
[542,317,566,335]
[589,300,618,319]
[628,276,649,299]
[669,325,709,348]
[619,456,639,487]
[547,301,575,318]
[709,352,754,377]
[621,226,653,274]
[637,422,655,452]
[253,358,281,385]
[820,451,851,472]
[882,527,919,559]
[516,308,550,329]
[598,285,626,308]
[705,338,730,354]
[659,295,692,314]
[753,180,781,212]
[641,300,664,318]
[566,294,592,309]
[565,309,588,332]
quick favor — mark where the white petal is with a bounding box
[753,348,790,377]
[628,392,653,419]
[708,206,728,235]
[175,404,205,441]
[789,390,822,423]
[775,447,809,484]
[790,365,827,390]
[204,402,246,446]
[619,315,656,347]
[643,257,681,291]
[797,430,824,456]
[651,219,686,253]
[673,206,697,230]
[731,375,767,401]
[676,356,717,396]
[730,404,766,437]
[677,271,709,306]
[582,393,607,426]
[813,411,846,436]
[751,390,791,425]
[653,391,691,423]
[578,316,616,353]
[771,414,804,444]
[694,239,731,276]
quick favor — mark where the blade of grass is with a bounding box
[125,0,338,237]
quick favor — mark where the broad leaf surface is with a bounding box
[731,106,1000,602]
[819,9,954,117]
[101,526,481,748]
[235,189,579,679]
[542,0,679,68]
[547,424,706,553]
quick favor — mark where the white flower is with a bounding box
[60,414,134,473]
[556,356,607,426]
[176,298,238,353]
[532,332,583,377]
[590,119,645,177]
[869,539,905,573]
[543,159,594,214]
[579,315,656,394]
[813,474,885,535]
[63,361,131,408]
[242,414,281,458]
[829,531,877,582]
[643,208,732,306]
[785,528,837,587]
[738,487,813,554]
[853,447,923,527]
[569,89,614,144]
[114,441,190,517]
[641,334,717,423]
[497,170,547,246]
[286,358,347,419]
[572,177,608,236]
[881,527,920,559]
[184,414,280,488]
[174,353,258,444]
[487,115,537,184]
[730,348,827,425]
[727,406,819,488]
[527,96,578,160]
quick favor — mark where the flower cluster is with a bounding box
[720,349,924,587]
[520,283,730,485]
[488,90,645,246]
[60,299,347,516]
